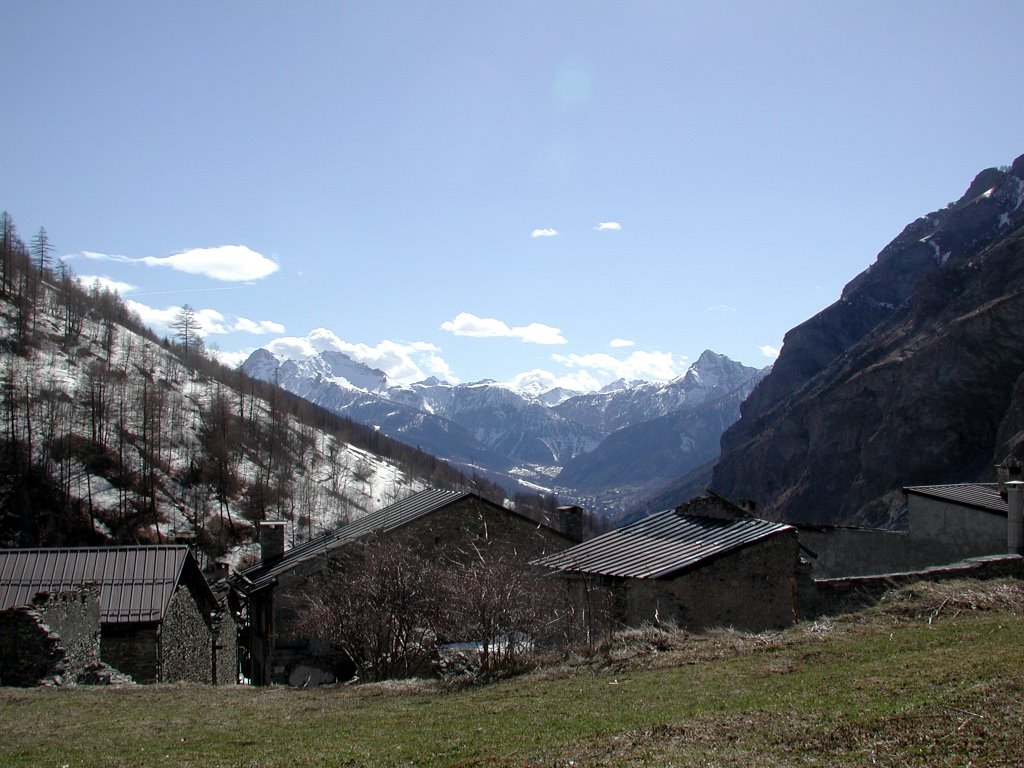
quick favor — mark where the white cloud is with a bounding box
[265,328,458,386]
[263,335,318,360]
[127,301,180,331]
[213,348,256,369]
[506,368,603,394]
[531,228,558,238]
[233,317,286,335]
[708,304,736,312]
[595,221,621,231]
[551,350,686,382]
[440,312,567,345]
[759,344,781,360]
[75,245,278,282]
[126,300,284,339]
[77,275,137,295]
[609,338,635,348]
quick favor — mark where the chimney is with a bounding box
[1006,481,1024,556]
[556,505,585,543]
[259,521,287,565]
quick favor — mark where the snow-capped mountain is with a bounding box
[241,347,766,508]
[552,350,761,435]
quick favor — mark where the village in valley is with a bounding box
[3,4,1024,764]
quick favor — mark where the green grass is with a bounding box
[2,580,1023,767]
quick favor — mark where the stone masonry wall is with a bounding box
[102,624,159,683]
[215,607,238,685]
[618,530,800,632]
[0,586,101,686]
[160,584,215,684]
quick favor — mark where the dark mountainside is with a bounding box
[711,154,1024,526]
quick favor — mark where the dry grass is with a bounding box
[1,578,1023,767]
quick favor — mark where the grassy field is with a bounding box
[2,580,1023,767]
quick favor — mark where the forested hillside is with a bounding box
[0,212,502,563]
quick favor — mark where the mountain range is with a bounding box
[241,348,766,512]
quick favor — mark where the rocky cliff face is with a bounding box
[711,154,1024,525]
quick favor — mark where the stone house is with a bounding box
[798,480,1023,578]
[533,494,800,634]
[0,546,236,685]
[232,488,579,685]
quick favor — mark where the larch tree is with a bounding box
[170,303,201,356]
[30,226,54,273]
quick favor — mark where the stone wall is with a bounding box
[799,495,1010,579]
[798,527,911,578]
[102,624,159,683]
[566,530,801,634]
[0,586,101,685]
[214,607,238,685]
[803,553,1023,617]
[160,584,216,684]
[906,496,1006,568]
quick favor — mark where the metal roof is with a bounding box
[0,546,209,624]
[533,508,793,579]
[236,488,476,591]
[904,483,1007,516]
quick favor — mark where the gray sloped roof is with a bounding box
[236,488,477,592]
[904,483,1007,516]
[0,546,212,624]
[533,508,793,579]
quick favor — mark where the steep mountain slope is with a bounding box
[711,154,1024,525]
[0,230,493,557]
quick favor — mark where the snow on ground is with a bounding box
[2,282,427,561]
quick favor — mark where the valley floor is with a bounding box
[1,579,1022,767]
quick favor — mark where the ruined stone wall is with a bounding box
[160,584,215,684]
[102,624,159,683]
[0,586,101,686]
[617,530,800,632]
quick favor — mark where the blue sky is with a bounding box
[4,2,1024,391]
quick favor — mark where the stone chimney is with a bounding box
[1006,481,1024,556]
[556,505,585,543]
[259,521,287,565]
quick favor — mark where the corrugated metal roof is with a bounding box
[904,483,1007,516]
[236,488,474,591]
[533,509,793,579]
[0,546,200,624]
